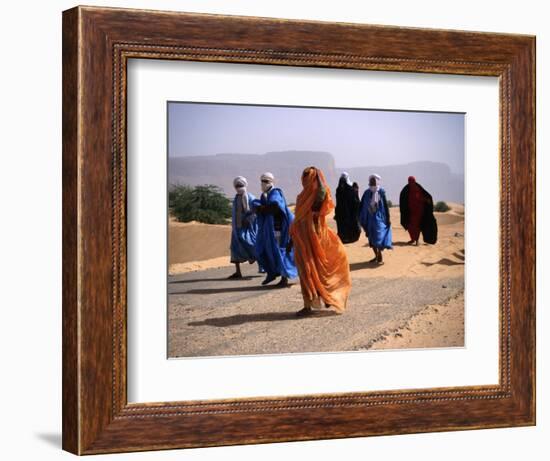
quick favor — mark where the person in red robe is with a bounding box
[399,176,438,245]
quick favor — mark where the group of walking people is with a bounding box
[229,168,437,317]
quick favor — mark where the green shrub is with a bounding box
[169,184,232,224]
[386,200,393,208]
[434,201,451,212]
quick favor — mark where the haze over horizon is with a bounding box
[169,150,464,204]
[168,102,465,175]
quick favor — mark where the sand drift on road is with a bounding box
[168,205,465,357]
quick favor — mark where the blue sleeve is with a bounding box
[268,189,293,223]
[268,189,287,213]
[246,193,257,216]
[250,197,262,209]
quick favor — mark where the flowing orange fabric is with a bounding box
[289,167,352,313]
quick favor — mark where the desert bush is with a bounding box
[386,200,393,208]
[434,201,451,212]
[169,184,232,224]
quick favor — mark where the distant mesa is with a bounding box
[168,150,464,203]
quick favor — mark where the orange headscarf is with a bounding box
[290,167,352,312]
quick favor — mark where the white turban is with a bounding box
[369,174,381,184]
[341,171,352,186]
[233,176,249,212]
[260,172,274,193]
[233,176,248,188]
[260,172,274,183]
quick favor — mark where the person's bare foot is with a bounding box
[407,240,415,245]
[227,272,243,280]
[296,307,313,317]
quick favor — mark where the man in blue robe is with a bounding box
[228,176,259,279]
[359,174,393,264]
[252,172,298,286]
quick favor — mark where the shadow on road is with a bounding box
[188,310,338,327]
[176,284,294,295]
[349,260,382,271]
[169,275,261,284]
[421,258,464,267]
[392,241,414,247]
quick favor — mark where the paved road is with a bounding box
[168,264,463,357]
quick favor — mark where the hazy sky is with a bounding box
[168,102,465,174]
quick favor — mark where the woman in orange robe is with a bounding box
[289,167,352,316]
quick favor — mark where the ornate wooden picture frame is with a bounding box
[62,5,535,455]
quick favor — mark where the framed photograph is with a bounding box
[62,5,535,455]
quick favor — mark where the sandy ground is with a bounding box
[169,203,465,278]
[369,292,465,351]
[169,219,231,266]
[168,203,464,355]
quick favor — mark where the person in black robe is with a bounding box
[334,172,361,244]
[399,176,438,245]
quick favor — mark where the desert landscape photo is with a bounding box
[167,102,465,358]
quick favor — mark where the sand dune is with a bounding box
[169,202,464,280]
[169,219,231,265]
